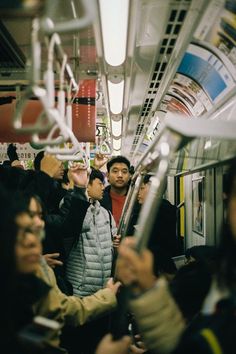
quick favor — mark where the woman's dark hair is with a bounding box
[0,186,30,279]
[170,261,212,322]
[217,158,236,291]
[23,192,47,221]
[0,184,31,337]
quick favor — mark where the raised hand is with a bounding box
[69,163,89,187]
[105,277,121,295]
[43,253,63,268]
[113,234,121,249]
[116,237,156,294]
[94,153,108,170]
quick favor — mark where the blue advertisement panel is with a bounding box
[177,44,235,103]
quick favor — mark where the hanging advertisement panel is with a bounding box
[200,0,236,70]
[72,79,96,142]
[177,43,235,104]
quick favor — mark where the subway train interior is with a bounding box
[1,0,236,352]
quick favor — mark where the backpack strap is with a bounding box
[200,328,223,354]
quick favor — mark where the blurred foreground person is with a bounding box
[0,186,120,354]
[116,158,236,354]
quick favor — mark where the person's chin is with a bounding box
[115,182,125,187]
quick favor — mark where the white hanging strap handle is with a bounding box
[31,123,65,147]
[57,54,68,123]
[49,127,89,168]
[13,20,53,134]
[44,33,61,108]
[13,86,54,133]
[31,105,70,146]
[99,140,112,155]
[46,125,89,169]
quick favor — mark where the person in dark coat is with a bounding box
[128,174,178,278]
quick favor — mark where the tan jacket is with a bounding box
[129,277,186,354]
[32,263,117,349]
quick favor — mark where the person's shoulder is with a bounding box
[104,185,111,193]
[161,199,177,211]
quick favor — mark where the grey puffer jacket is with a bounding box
[66,196,117,297]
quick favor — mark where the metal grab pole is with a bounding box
[112,174,144,279]
[122,174,143,238]
[116,179,136,236]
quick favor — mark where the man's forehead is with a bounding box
[110,162,129,170]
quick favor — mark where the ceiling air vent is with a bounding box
[129,1,189,155]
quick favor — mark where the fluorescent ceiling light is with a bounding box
[113,139,121,151]
[111,119,122,137]
[108,80,124,114]
[99,0,129,66]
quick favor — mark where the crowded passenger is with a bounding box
[95,155,131,227]
[63,164,119,353]
[0,186,120,353]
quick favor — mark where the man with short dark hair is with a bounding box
[98,155,131,227]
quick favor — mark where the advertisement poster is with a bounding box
[177,43,235,104]
[201,0,236,71]
[72,79,96,142]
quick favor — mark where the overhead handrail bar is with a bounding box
[44,33,61,108]
[31,120,65,147]
[41,0,96,34]
[31,45,73,146]
[65,80,74,130]
[47,35,78,92]
[43,116,89,168]
[13,19,55,134]
[57,53,68,123]
[55,132,89,168]
[13,20,79,135]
